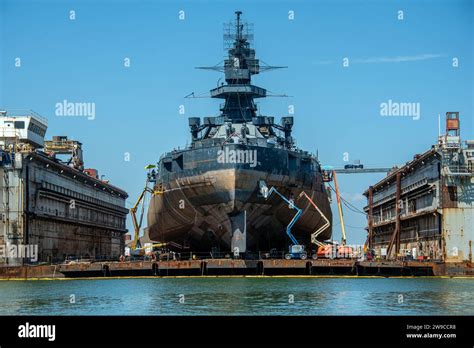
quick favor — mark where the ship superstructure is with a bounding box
[147,12,332,253]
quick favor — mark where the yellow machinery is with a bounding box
[43,136,84,170]
[129,165,166,252]
[130,183,154,250]
[129,166,186,256]
[321,168,348,246]
[332,170,347,246]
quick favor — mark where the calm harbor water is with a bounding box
[0,277,472,315]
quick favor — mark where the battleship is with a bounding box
[147,11,332,253]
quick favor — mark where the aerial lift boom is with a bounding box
[130,165,165,251]
[319,164,390,258]
[130,167,187,257]
[332,170,347,246]
[260,181,306,259]
[130,182,155,250]
[297,191,331,248]
[130,184,174,256]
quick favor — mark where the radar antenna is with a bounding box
[193,11,288,122]
[196,11,286,75]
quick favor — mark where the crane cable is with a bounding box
[327,184,367,215]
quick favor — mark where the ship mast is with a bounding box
[197,11,285,123]
[236,10,242,40]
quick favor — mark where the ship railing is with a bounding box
[444,164,472,174]
[60,254,140,264]
[172,250,291,260]
[35,250,341,265]
[55,250,317,264]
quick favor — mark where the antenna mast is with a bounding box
[236,11,242,40]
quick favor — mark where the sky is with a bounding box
[1,0,472,245]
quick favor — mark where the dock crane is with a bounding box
[322,165,391,242]
[259,181,307,260]
[321,168,348,246]
[320,165,391,258]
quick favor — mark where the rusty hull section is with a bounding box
[29,258,470,278]
[148,164,332,252]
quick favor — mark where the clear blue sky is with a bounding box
[1,0,472,245]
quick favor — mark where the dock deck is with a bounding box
[1,259,469,279]
[58,258,474,277]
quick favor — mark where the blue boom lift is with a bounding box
[259,181,306,260]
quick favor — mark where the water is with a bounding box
[0,277,472,315]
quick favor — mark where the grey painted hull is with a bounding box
[147,144,332,252]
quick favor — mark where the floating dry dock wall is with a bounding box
[364,112,473,264]
[0,152,129,265]
[0,111,129,266]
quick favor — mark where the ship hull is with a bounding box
[147,143,332,252]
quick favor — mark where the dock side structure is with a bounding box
[364,112,473,266]
[0,110,128,266]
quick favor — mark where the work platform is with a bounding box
[58,259,471,277]
[1,259,471,279]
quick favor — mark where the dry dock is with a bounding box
[1,259,471,279]
[56,259,474,277]
[1,112,471,280]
